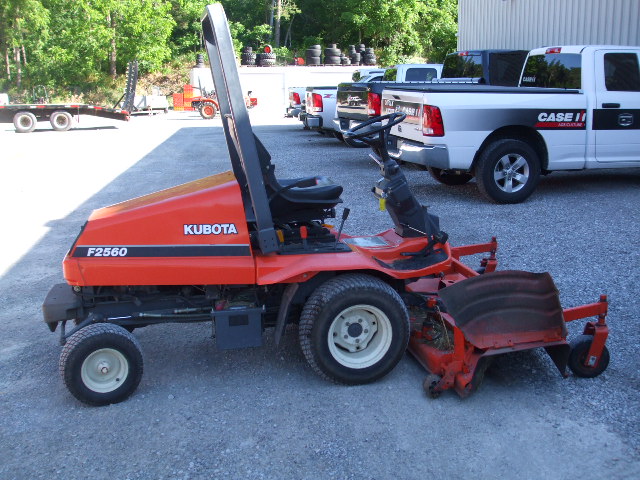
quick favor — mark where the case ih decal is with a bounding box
[535,110,586,129]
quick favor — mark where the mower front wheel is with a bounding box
[299,274,409,385]
[568,334,610,378]
[59,323,143,406]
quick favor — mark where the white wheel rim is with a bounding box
[493,153,529,193]
[327,305,392,369]
[81,348,128,393]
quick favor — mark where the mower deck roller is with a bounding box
[42,4,610,406]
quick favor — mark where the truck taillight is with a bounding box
[311,93,323,112]
[290,92,301,105]
[546,47,562,54]
[422,105,444,136]
[367,92,381,116]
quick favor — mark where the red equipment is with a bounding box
[42,4,610,406]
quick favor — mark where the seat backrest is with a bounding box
[202,4,279,253]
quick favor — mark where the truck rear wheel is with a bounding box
[13,111,37,133]
[475,138,540,203]
[428,167,473,186]
[50,110,73,131]
[299,274,409,385]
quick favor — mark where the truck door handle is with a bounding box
[602,103,620,108]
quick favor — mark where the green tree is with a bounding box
[0,0,50,89]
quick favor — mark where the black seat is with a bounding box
[253,135,343,222]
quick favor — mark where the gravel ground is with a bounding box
[1,110,638,480]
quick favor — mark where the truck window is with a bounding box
[604,53,640,91]
[369,75,384,82]
[487,52,528,86]
[520,53,581,89]
[442,53,483,78]
[383,68,398,81]
[405,68,438,81]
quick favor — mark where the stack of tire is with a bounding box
[241,46,256,66]
[349,45,361,65]
[363,47,376,65]
[305,45,322,66]
[257,44,276,66]
[340,54,351,65]
[323,44,341,65]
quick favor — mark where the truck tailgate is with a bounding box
[382,89,425,142]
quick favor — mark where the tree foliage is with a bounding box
[0,0,457,97]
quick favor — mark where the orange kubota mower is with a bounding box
[42,4,610,406]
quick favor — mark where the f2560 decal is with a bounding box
[73,244,251,257]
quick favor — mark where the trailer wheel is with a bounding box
[200,102,217,119]
[13,111,37,133]
[60,323,143,406]
[50,110,73,131]
[568,334,610,378]
[428,167,473,186]
[299,273,409,385]
[475,139,540,203]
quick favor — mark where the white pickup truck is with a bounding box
[382,45,640,203]
[301,68,386,136]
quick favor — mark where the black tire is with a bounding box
[200,102,217,119]
[306,56,321,66]
[341,57,351,65]
[241,52,256,61]
[427,166,473,186]
[13,111,37,133]
[50,110,73,131]
[324,55,341,65]
[568,335,610,378]
[242,46,253,53]
[363,55,377,66]
[365,47,375,54]
[324,47,341,57]
[350,53,361,64]
[299,273,410,385]
[333,131,345,143]
[475,138,541,204]
[60,323,143,406]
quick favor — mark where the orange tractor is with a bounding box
[43,4,609,406]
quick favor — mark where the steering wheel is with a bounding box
[343,112,407,140]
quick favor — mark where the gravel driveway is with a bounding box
[1,110,638,480]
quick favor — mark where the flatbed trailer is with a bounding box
[0,103,130,133]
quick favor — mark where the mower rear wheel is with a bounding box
[60,323,143,406]
[568,334,610,378]
[299,274,409,385]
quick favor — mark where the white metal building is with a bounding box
[457,0,640,50]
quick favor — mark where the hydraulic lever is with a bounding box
[334,208,351,249]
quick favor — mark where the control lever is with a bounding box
[401,231,449,257]
[334,208,351,249]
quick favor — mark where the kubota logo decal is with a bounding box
[184,223,238,235]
